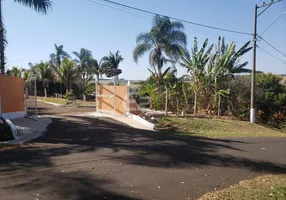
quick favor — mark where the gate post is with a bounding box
[127,81,130,114]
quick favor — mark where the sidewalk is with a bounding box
[3,117,52,144]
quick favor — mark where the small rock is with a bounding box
[92,167,95,169]
[62,170,65,172]
[158,186,160,189]
[261,148,266,150]
[181,182,184,184]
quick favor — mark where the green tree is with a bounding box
[50,44,70,68]
[35,62,53,98]
[209,37,252,113]
[179,37,213,114]
[8,66,22,77]
[53,58,78,94]
[23,70,32,82]
[0,0,52,74]
[133,15,187,80]
[100,51,123,70]
[73,48,93,101]
[100,50,123,84]
[88,58,100,83]
[50,44,70,94]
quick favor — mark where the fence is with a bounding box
[0,75,25,119]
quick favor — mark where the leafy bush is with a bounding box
[65,89,76,104]
[154,121,176,131]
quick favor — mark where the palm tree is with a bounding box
[35,62,53,98]
[50,44,70,94]
[0,0,52,74]
[73,48,93,101]
[8,66,23,77]
[88,58,100,83]
[100,51,123,70]
[50,44,70,67]
[100,50,123,84]
[133,15,187,80]
[53,58,78,94]
[23,70,32,81]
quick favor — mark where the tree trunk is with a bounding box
[96,74,100,84]
[165,87,168,116]
[194,90,197,116]
[176,98,179,117]
[66,88,69,94]
[0,0,5,75]
[44,88,47,99]
[218,95,221,118]
[149,97,153,110]
[60,83,62,95]
[83,73,86,101]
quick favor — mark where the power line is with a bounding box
[259,36,286,58]
[260,11,286,36]
[79,0,152,20]
[257,45,286,64]
[83,0,252,36]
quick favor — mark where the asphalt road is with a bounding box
[0,102,285,200]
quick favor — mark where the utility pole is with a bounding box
[250,0,282,123]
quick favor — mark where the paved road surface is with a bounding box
[0,102,285,200]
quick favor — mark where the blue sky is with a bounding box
[3,0,286,80]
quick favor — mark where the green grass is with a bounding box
[155,117,286,137]
[37,97,97,107]
[199,174,286,200]
[37,97,66,105]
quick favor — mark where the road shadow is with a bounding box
[0,114,285,199]
[10,115,285,172]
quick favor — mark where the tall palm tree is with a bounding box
[100,51,123,70]
[53,58,78,94]
[50,44,70,67]
[88,58,100,83]
[73,48,93,101]
[35,62,53,98]
[50,44,70,94]
[100,50,123,84]
[133,15,187,80]
[0,0,52,74]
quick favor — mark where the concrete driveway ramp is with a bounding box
[80,111,154,131]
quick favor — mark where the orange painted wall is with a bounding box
[97,85,142,115]
[0,75,25,113]
[98,86,128,114]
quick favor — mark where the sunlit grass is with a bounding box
[199,174,286,200]
[156,117,286,137]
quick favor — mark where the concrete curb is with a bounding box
[5,119,19,140]
[1,117,52,145]
[126,113,155,130]
[37,100,62,106]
